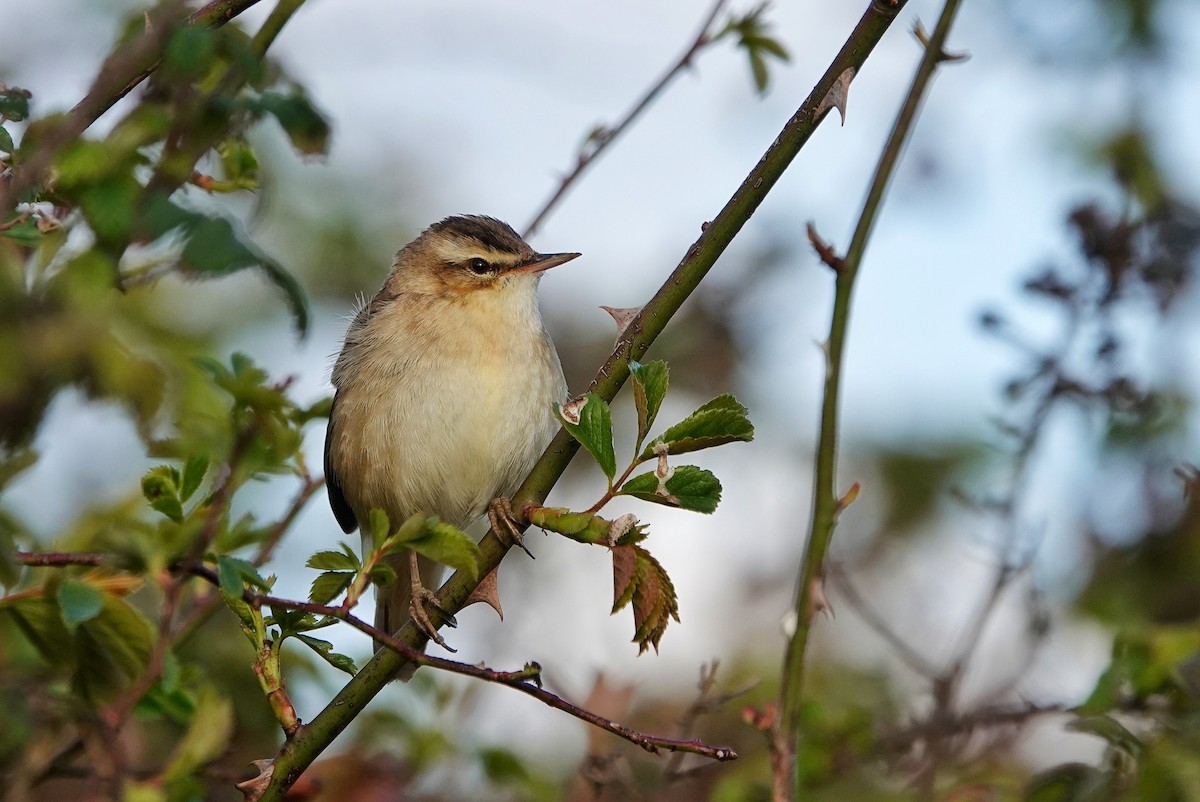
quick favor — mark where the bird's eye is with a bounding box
[466,257,491,275]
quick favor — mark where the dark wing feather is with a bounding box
[324,395,359,533]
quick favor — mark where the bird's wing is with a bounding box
[324,395,359,534]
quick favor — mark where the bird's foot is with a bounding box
[488,496,534,559]
[407,551,457,651]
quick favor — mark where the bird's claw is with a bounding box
[489,496,534,559]
[408,551,457,652]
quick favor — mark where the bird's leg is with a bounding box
[488,496,534,558]
[407,550,456,650]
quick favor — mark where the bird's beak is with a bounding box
[511,251,582,275]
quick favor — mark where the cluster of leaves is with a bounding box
[535,360,753,654]
[1,17,326,337]
[715,3,791,95]
[306,507,480,609]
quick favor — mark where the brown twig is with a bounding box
[13,552,737,763]
[521,0,731,239]
[662,661,755,782]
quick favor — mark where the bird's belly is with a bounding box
[335,343,564,530]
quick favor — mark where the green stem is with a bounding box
[778,0,965,796]
[257,3,909,798]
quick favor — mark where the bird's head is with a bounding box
[388,215,580,301]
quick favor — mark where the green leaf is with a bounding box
[368,563,397,587]
[216,555,270,602]
[162,685,234,785]
[394,518,482,580]
[161,26,216,82]
[0,126,12,153]
[1067,715,1142,757]
[179,455,209,503]
[306,548,359,572]
[75,594,154,701]
[219,138,259,183]
[216,554,245,601]
[57,579,105,631]
[630,360,669,450]
[618,465,723,513]
[309,571,353,605]
[478,746,531,784]
[141,465,183,522]
[557,394,617,481]
[250,91,331,156]
[3,596,74,665]
[526,506,613,544]
[295,634,358,675]
[0,86,32,122]
[179,215,310,335]
[640,394,754,461]
[79,174,139,246]
[716,5,790,96]
[367,508,391,553]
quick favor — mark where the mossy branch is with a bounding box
[256,2,912,797]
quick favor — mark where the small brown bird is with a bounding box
[324,215,578,653]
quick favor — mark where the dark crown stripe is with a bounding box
[429,215,526,255]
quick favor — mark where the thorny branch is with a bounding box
[258,2,915,797]
[777,1,965,799]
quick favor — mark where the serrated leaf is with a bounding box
[295,633,358,675]
[179,455,208,503]
[142,465,183,522]
[558,393,617,481]
[619,465,723,513]
[640,394,754,461]
[58,579,105,631]
[631,360,669,450]
[162,685,234,785]
[306,549,359,572]
[216,554,245,601]
[400,520,482,581]
[308,571,353,605]
[609,544,679,654]
[612,545,638,614]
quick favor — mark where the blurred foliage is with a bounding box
[1,0,1199,800]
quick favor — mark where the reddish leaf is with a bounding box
[612,545,638,614]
